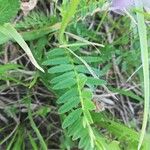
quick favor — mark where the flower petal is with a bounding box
[111,0,134,14]
[111,0,150,14]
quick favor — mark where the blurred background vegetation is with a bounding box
[0,0,150,149]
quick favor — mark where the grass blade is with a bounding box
[28,104,47,150]
[0,23,44,72]
[134,0,150,149]
[59,0,80,43]
[28,133,38,150]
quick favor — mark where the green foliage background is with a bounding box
[0,0,150,150]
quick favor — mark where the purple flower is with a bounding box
[111,0,150,14]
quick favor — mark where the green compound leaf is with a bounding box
[51,71,75,84]
[0,0,20,24]
[52,78,76,90]
[48,64,74,73]
[62,108,82,129]
[58,97,80,114]
[57,88,78,104]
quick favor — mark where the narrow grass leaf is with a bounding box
[134,1,150,149]
[28,104,47,150]
[28,133,38,150]
[0,23,44,72]
[12,129,23,150]
[59,0,80,42]
[0,64,20,74]
[6,130,18,150]
[109,87,143,102]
